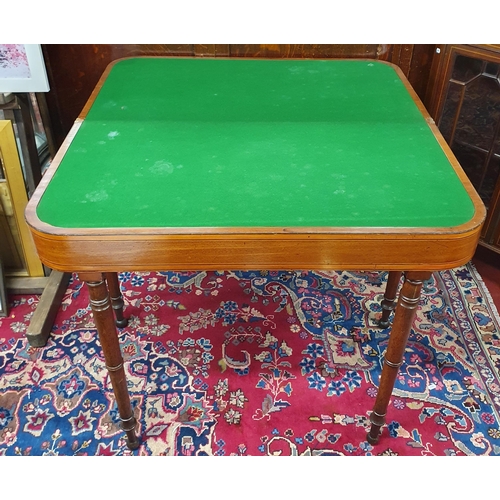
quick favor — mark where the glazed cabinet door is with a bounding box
[428,44,500,252]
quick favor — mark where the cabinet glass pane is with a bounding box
[439,53,500,207]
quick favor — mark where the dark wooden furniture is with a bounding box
[26,57,485,450]
[41,44,437,150]
[426,44,500,254]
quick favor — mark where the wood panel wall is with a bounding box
[42,44,437,149]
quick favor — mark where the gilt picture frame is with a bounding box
[0,120,44,278]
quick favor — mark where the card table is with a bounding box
[25,57,486,450]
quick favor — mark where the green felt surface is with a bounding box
[37,58,475,229]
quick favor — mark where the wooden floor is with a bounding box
[472,245,500,312]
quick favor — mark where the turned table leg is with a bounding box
[379,271,402,328]
[105,272,128,328]
[367,270,431,445]
[80,272,139,450]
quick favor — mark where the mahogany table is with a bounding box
[26,57,485,450]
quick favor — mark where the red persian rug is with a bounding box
[1,263,500,456]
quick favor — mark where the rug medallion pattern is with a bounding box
[1,264,499,455]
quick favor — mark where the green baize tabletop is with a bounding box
[35,57,475,230]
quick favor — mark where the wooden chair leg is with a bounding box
[379,271,403,328]
[80,272,139,450]
[105,272,128,328]
[367,270,431,444]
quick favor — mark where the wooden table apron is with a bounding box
[25,57,486,450]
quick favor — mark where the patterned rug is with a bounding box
[1,263,500,456]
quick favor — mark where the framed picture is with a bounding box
[0,120,44,278]
[0,44,49,92]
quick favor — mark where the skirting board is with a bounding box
[6,270,71,347]
[6,276,50,295]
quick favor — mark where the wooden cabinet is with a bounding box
[426,44,500,254]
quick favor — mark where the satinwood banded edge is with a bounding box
[26,223,482,273]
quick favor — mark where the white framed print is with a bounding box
[0,44,49,92]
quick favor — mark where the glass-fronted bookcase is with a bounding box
[427,44,500,254]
